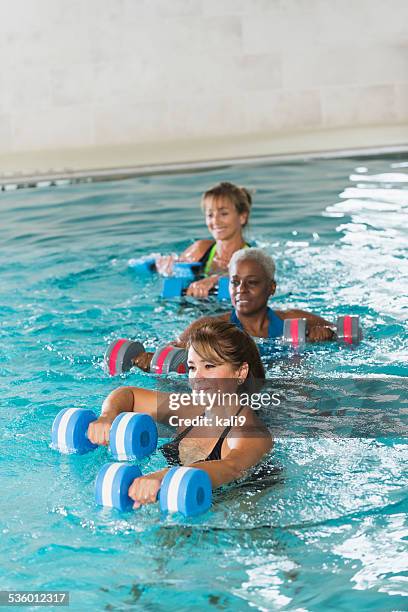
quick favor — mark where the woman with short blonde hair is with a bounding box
[155,181,252,297]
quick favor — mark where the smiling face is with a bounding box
[229,259,276,316]
[187,345,248,394]
[204,196,247,241]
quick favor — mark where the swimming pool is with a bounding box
[0,154,407,610]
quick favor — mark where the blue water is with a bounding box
[0,156,407,611]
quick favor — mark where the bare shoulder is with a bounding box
[275,308,315,320]
[274,309,286,320]
[224,407,273,456]
[274,309,305,320]
[180,239,214,262]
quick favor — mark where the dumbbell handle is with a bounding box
[283,315,361,344]
[52,407,157,461]
[96,463,212,516]
[162,276,229,300]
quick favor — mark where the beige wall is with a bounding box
[0,0,407,155]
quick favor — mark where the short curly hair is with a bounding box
[229,248,276,282]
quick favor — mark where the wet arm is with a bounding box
[100,386,170,424]
[188,430,273,488]
[278,309,335,340]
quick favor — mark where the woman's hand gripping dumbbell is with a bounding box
[95,462,212,517]
[283,315,362,346]
[51,408,157,460]
[104,339,187,375]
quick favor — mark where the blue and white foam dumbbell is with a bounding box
[160,466,212,517]
[109,413,158,460]
[51,408,98,454]
[95,463,212,516]
[51,408,157,460]
[95,463,143,511]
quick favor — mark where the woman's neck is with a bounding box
[237,306,270,338]
[214,234,246,266]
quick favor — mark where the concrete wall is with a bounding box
[0,0,407,155]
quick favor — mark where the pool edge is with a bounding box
[1,124,407,190]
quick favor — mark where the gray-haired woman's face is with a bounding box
[229,259,275,315]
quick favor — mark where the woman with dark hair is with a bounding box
[155,182,252,297]
[89,320,272,509]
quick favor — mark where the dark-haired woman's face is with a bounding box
[230,259,275,315]
[187,346,248,394]
[204,196,247,241]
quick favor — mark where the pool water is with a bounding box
[0,155,407,611]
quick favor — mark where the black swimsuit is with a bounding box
[198,242,216,265]
[160,405,245,466]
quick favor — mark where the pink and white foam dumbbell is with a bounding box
[104,339,145,376]
[150,344,188,374]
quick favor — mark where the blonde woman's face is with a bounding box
[204,196,247,241]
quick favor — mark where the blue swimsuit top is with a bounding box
[230,307,284,338]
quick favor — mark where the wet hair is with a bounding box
[186,319,265,393]
[201,182,252,227]
[229,247,276,283]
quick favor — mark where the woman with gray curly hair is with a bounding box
[180,247,333,341]
[133,248,334,371]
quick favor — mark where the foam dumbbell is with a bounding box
[159,466,212,516]
[150,344,188,374]
[162,276,191,298]
[217,276,230,301]
[128,256,156,273]
[283,318,307,346]
[51,408,157,460]
[283,315,361,346]
[161,275,230,301]
[173,261,202,280]
[336,315,362,344]
[51,408,98,454]
[161,261,202,298]
[109,412,158,460]
[104,339,145,376]
[95,463,212,517]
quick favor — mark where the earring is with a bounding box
[238,379,244,385]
